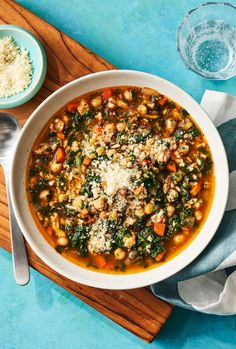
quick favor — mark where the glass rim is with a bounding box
[176,2,236,80]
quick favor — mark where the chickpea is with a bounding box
[107,149,116,156]
[99,211,108,219]
[144,203,154,215]
[165,118,177,133]
[62,114,70,123]
[110,211,118,220]
[54,119,64,132]
[134,186,143,195]
[179,118,193,130]
[135,208,144,217]
[58,193,66,203]
[117,99,128,109]
[107,100,116,109]
[123,234,136,249]
[57,237,69,246]
[116,122,126,132]
[114,248,126,260]
[50,162,62,173]
[71,140,79,152]
[147,101,155,109]
[97,146,105,156]
[35,143,50,155]
[166,205,175,217]
[104,123,115,134]
[89,153,96,160]
[173,233,185,245]
[137,104,147,115]
[77,99,89,115]
[72,196,83,209]
[91,96,102,108]
[195,210,203,221]
[39,190,49,201]
[123,90,133,101]
[93,197,105,211]
[53,225,66,238]
[141,87,156,96]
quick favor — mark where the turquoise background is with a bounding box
[1,0,236,348]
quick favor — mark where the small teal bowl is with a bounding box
[0,25,47,108]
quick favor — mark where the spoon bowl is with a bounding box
[0,113,29,285]
[0,113,22,168]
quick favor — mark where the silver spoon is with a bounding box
[0,113,29,285]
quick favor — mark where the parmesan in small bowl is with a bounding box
[0,25,47,108]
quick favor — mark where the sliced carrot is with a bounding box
[55,147,65,163]
[159,97,167,106]
[166,161,176,172]
[105,257,115,270]
[80,208,89,218]
[155,251,166,262]
[190,180,202,196]
[86,216,95,224]
[154,223,166,236]
[30,176,38,186]
[83,156,91,166]
[93,254,106,268]
[102,88,112,100]
[101,180,107,189]
[141,159,150,166]
[67,102,79,113]
[57,133,65,140]
[46,226,54,236]
[96,126,103,134]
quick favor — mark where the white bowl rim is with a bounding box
[10,69,229,289]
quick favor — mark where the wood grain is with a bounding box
[0,0,173,342]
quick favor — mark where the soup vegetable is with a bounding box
[27,86,214,273]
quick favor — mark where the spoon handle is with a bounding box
[6,181,30,286]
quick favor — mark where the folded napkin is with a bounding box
[151,90,236,315]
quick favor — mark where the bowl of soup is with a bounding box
[10,70,229,289]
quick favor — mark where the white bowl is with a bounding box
[10,70,229,289]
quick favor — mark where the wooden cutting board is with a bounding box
[0,0,173,342]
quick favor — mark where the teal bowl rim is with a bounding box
[0,25,47,108]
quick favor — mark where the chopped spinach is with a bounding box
[69,225,90,255]
[173,128,185,141]
[138,168,158,189]
[136,227,165,258]
[189,127,200,139]
[115,228,131,248]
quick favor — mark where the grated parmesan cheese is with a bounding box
[98,161,134,196]
[88,219,113,254]
[0,36,32,98]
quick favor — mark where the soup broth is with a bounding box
[26,86,214,273]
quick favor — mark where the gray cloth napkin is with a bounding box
[151,89,236,315]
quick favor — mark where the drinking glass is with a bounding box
[177,2,236,80]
